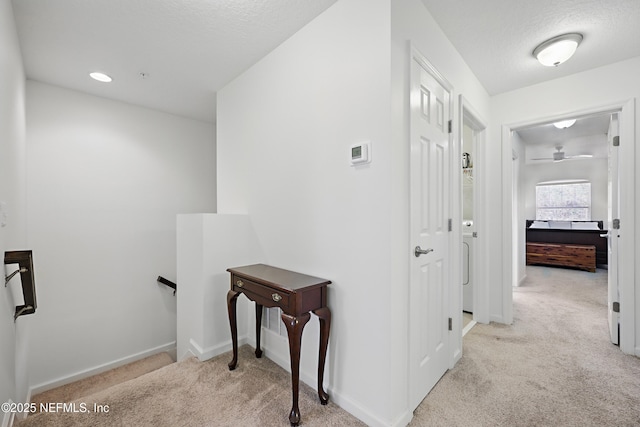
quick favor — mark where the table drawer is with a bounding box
[232,275,291,309]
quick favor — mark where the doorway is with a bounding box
[512,111,613,336]
[459,96,488,335]
[502,100,635,354]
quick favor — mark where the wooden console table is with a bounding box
[226,264,331,426]
[526,242,596,272]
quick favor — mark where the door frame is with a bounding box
[458,96,489,327]
[501,99,635,354]
[607,114,620,345]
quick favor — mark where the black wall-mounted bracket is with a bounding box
[157,276,177,296]
[5,267,26,286]
[4,250,37,322]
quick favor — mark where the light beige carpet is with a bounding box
[29,352,174,413]
[18,345,365,427]
[19,265,640,426]
[410,266,640,426]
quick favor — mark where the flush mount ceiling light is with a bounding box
[89,72,113,83]
[533,33,583,67]
[553,119,577,129]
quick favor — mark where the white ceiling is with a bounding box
[517,114,610,146]
[420,0,639,159]
[12,1,640,124]
[11,0,338,123]
[516,114,611,163]
[420,0,640,95]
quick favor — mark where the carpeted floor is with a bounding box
[410,265,640,426]
[17,345,365,427]
[18,265,640,426]
[28,352,174,413]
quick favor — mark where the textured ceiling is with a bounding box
[12,0,338,123]
[421,0,640,95]
[419,0,639,159]
[13,1,640,124]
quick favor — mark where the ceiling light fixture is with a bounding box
[89,72,113,83]
[533,33,583,67]
[553,119,577,129]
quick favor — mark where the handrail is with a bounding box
[5,250,37,322]
[157,276,177,295]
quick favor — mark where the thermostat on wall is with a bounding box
[350,141,371,166]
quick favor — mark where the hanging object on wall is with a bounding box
[462,152,471,168]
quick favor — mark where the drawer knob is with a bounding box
[272,293,282,302]
[236,280,244,288]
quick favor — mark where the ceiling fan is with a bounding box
[531,146,593,162]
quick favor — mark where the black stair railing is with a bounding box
[157,276,177,295]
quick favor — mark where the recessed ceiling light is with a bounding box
[533,33,583,67]
[553,119,577,129]
[89,72,113,83]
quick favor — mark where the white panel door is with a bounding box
[607,115,620,345]
[409,49,452,411]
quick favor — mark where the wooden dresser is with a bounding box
[526,242,596,272]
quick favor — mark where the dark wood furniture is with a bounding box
[526,242,596,272]
[525,220,607,265]
[226,264,331,426]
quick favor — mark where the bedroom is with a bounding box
[511,110,617,336]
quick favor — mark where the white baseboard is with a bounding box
[178,348,197,361]
[390,409,413,427]
[14,389,31,422]
[518,274,527,287]
[2,400,15,427]
[490,314,504,323]
[327,386,398,427]
[259,329,394,427]
[188,336,247,361]
[462,320,477,337]
[29,341,177,397]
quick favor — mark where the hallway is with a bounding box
[410,266,640,426]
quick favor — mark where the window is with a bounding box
[536,182,591,221]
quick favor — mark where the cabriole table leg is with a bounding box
[226,290,240,370]
[281,312,311,426]
[313,306,331,404]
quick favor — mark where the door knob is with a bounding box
[414,246,434,257]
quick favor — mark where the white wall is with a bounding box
[490,56,640,352]
[25,81,216,391]
[216,0,492,425]
[176,214,263,362]
[521,158,608,221]
[0,0,27,417]
[217,0,395,424]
